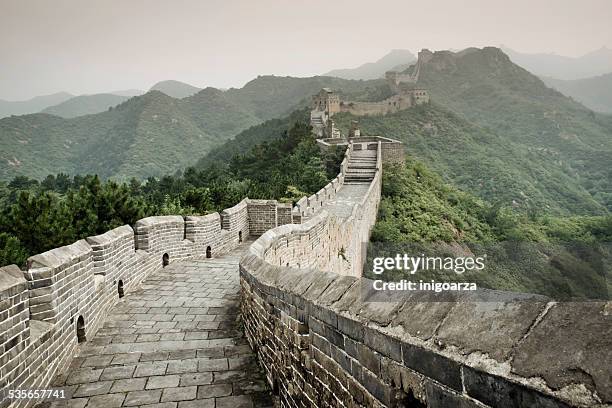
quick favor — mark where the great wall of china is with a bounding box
[1,60,610,407]
[311,50,432,139]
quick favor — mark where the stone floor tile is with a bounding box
[134,362,168,377]
[83,393,125,408]
[123,389,162,406]
[100,365,135,380]
[65,368,103,385]
[109,378,147,393]
[179,372,213,387]
[178,399,215,408]
[215,395,254,408]
[196,383,232,399]
[73,381,113,397]
[110,353,141,365]
[145,375,181,389]
[160,386,197,402]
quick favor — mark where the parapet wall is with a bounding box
[240,148,607,407]
[318,136,405,166]
[293,143,352,222]
[241,253,609,408]
[0,194,298,407]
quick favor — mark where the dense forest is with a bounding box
[0,122,343,267]
[1,47,610,301]
[367,159,611,300]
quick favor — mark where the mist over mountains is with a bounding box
[0,90,146,119]
[541,73,612,113]
[323,49,416,80]
[0,93,74,119]
[149,80,202,98]
[1,46,611,216]
[0,76,386,181]
[501,45,612,80]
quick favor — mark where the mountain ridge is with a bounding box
[150,80,202,98]
[391,46,611,213]
[541,73,612,113]
[0,92,74,119]
[324,49,416,80]
[0,76,387,181]
[41,93,132,118]
[502,45,612,80]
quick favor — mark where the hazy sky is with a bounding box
[1,0,611,100]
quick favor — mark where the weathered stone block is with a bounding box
[463,366,572,408]
[402,343,462,392]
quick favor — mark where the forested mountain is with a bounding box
[324,49,416,80]
[392,47,612,214]
[196,47,612,216]
[150,80,202,98]
[502,46,612,79]
[541,73,612,113]
[2,47,611,218]
[0,92,73,119]
[41,93,132,118]
[0,121,341,267]
[0,76,387,181]
[369,160,611,300]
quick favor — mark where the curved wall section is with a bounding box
[0,196,278,407]
[239,145,606,407]
[240,233,608,408]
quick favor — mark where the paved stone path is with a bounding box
[43,244,273,408]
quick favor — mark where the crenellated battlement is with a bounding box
[2,129,605,408]
[0,141,375,407]
[238,139,610,407]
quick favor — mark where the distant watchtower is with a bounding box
[312,88,340,116]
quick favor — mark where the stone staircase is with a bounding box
[311,116,324,127]
[344,149,377,183]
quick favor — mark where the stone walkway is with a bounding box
[43,244,273,408]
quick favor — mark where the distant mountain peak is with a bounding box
[501,46,612,79]
[149,80,202,98]
[0,92,75,119]
[324,49,416,80]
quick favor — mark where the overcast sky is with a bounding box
[1,0,611,100]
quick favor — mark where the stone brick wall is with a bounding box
[0,190,300,407]
[239,143,605,408]
[221,199,250,245]
[379,141,405,165]
[240,236,607,408]
[318,137,405,167]
[247,200,280,235]
[0,266,30,394]
[340,95,412,116]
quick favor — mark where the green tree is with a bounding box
[0,233,28,267]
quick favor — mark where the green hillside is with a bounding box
[223,75,390,120]
[394,47,612,213]
[541,73,612,113]
[150,80,202,98]
[0,91,236,181]
[0,76,391,182]
[0,121,340,267]
[367,160,611,300]
[195,109,310,167]
[324,49,416,80]
[0,92,73,118]
[334,104,608,215]
[42,93,131,118]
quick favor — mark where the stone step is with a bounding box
[349,160,376,164]
[349,163,376,169]
[344,174,375,179]
[347,168,376,172]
